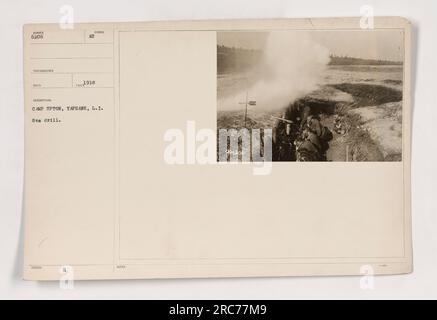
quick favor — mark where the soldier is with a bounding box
[297,115,333,161]
[273,98,332,161]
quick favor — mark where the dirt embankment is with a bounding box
[216,82,403,162]
[319,83,403,161]
[351,102,402,161]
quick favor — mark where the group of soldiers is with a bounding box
[272,98,334,161]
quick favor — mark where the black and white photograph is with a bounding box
[217,30,404,161]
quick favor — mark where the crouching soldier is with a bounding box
[296,115,333,161]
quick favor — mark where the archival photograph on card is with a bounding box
[217,30,404,162]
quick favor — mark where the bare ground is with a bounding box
[321,84,402,161]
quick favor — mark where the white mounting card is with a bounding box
[23,17,412,280]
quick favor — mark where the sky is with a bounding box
[217,29,404,62]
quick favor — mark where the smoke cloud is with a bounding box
[218,31,330,111]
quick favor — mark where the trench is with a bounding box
[216,83,403,162]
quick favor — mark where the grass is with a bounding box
[330,83,402,107]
